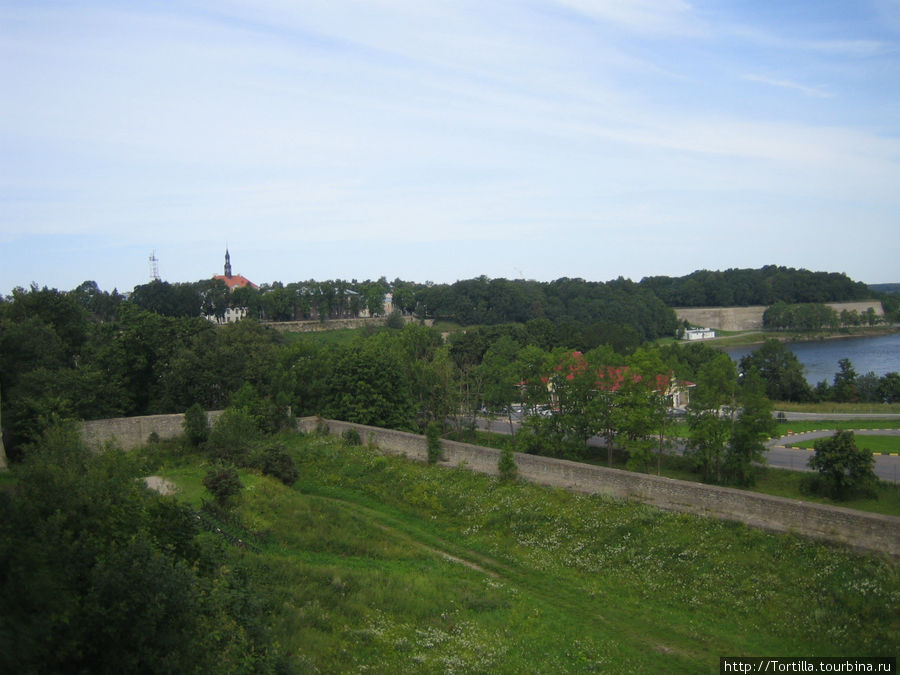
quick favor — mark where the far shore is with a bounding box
[702,326,899,350]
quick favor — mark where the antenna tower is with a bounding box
[149,251,160,281]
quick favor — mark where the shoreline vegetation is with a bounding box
[697,325,898,349]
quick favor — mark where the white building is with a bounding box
[684,327,716,341]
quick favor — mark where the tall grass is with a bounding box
[155,433,898,672]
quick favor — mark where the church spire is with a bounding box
[224,248,232,278]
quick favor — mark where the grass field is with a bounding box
[785,434,899,455]
[147,433,897,673]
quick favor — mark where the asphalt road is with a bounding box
[475,417,900,483]
[766,429,900,483]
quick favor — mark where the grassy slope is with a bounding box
[153,435,898,673]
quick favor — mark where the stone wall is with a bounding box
[78,412,898,555]
[264,316,431,333]
[675,301,884,331]
[297,417,899,556]
[81,410,223,450]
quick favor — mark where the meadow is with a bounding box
[149,432,898,673]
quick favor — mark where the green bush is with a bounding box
[805,430,877,500]
[182,403,209,447]
[252,444,299,486]
[341,427,362,445]
[498,444,518,482]
[205,407,260,464]
[426,422,443,464]
[202,464,244,507]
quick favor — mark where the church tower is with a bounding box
[224,248,232,278]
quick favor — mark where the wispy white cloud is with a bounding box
[553,0,700,34]
[743,74,833,98]
[0,0,898,290]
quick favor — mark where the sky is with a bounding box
[2,0,899,295]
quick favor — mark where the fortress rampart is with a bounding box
[675,301,884,331]
[79,413,898,556]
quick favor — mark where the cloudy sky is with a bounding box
[2,0,898,294]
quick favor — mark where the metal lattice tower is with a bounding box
[149,251,160,281]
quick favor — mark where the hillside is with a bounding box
[154,433,896,672]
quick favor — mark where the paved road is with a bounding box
[766,429,900,482]
[476,417,900,483]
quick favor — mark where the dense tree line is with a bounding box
[739,339,900,404]
[1,277,895,470]
[762,301,881,331]
[640,266,872,307]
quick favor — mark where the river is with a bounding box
[722,333,900,385]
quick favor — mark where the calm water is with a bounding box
[723,333,900,385]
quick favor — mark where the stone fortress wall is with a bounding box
[675,300,884,332]
[80,412,898,556]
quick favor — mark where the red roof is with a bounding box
[542,351,693,393]
[213,274,258,290]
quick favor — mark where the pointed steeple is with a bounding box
[224,248,232,278]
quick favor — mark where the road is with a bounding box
[475,417,900,483]
[766,429,900,483]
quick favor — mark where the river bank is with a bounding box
[706,326,898,350]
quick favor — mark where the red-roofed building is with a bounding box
[540,351,695,410]
[212,249,258,291]
[209,249,258,323]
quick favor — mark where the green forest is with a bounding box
[2,267,898,480]
[1,266,898,671]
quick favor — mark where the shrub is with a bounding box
[341,428,362,446]
[202,465,244,507]
[182,403,209,447]
[252,444,299,487]
[426,422,443,464]
[498,444,518,482]
[805,430,877,500]
[206,407,260,464]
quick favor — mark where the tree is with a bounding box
[478,335,522,435]
[724,369,776,485]
[739,339,812,402]
[203,464,245,506]
[0,426,281,671]
[0,382,7,471]
[807,430,877,499]
[686,353,738,482]
[426,421,443,464]
[831,358,859,403]
[498,443,518,481]
[878,372,900,403]
[182,402,209,447]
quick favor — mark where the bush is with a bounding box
[806,430,877,500]
[252,444,299,486]
[202,465,244,507]
[498,444,518,482]
[341,428,362,446]
[426,422,443,464]
[205,407,260,464]
[182,403,209,447]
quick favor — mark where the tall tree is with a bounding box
[724,369,776,485]
[686,353,738,482]
[739,339,812,402]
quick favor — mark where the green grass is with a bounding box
[773,419,900,435]
[152,434,897,673]
[786,434,899,455]
[773,401,900,415]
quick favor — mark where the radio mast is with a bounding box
[149,251,160,281]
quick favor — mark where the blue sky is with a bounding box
[2,0,898,294]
